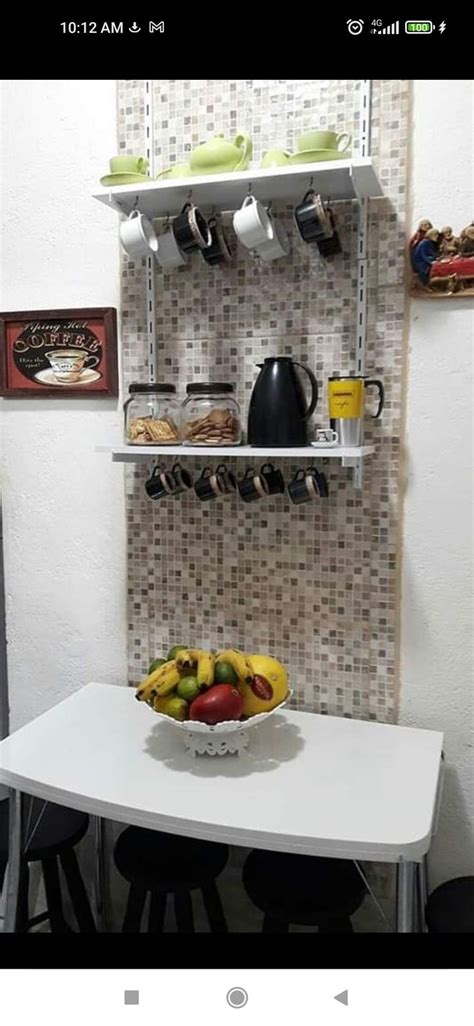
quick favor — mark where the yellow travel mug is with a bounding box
[328,375,384,446]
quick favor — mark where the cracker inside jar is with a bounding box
[128,416,179,445]
[183,408,240,445]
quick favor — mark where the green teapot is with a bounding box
[189,133,252,175]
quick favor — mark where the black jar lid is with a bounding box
[128,382,176,394]
[186,382,234,394]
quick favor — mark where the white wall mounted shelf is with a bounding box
[92,158,384,218]
[97,444,375,465]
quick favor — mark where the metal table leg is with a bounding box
[94,816,111,932]
[3,790,23,933]
[396,860,415,932]
[416,858,428,932]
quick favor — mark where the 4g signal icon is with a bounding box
[371,19,399,34]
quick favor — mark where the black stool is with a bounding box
[426,876,474,933]
[243,850,366,932]
[0,797,96,933]
[114,827,229,933]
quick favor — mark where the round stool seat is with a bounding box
[114,827,229,893]
[426,877,474,933]
[0,798,89,862]
[243,850,366,926]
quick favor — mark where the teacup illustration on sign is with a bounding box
[35,349,101,386]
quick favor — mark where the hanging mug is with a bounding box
[145,465,176,501]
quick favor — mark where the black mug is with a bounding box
[201,217,232,266]
[316,207,342,256]
[145,464,176,501]
[287,466,329,504]
[214,463,237,493]
[238,466,270,503]
[194,466,225,501]
[260,462,285,495]
[294,191,331,243]
[170,462,193,495]
[173,202,211,253]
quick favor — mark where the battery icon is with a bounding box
[405,20,434,32]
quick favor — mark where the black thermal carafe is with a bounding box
[247,356,319,447]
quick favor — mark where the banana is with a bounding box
[196,650,215,688]
[215,648,254,684]
[175,648,199,671]
[135,659,177,702]
[154,661,182,697]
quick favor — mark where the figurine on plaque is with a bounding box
[410,217,474,297]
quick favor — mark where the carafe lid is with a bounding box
[186,382,234,394]
[129,382,176,393]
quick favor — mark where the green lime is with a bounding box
[165,697,189,721]
[215,661,239,686]
[148,657,167,675]
[177,676,200,702]
[167,644,188,661]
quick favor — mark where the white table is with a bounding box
[0,683,444,933]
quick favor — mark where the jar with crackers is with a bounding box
[181,383,242,446]
[124,383,180,445]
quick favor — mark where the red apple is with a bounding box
[189,684,243,724]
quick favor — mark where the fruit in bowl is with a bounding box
[189,684,243,725]
[135,643,289,726]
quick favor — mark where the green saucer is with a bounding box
[289,149,350,165]
[100,172,151,186]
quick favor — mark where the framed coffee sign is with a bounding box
[0,307,118,397]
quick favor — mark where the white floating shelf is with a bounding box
[92,158,384,218]
[97,444,375,464]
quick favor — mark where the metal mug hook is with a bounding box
[132,195,140,211]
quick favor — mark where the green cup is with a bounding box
[260,149,291,168]
[109,155,149,174]
[298,130,351,153]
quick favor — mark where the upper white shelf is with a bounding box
[97,444,375,463]
[92,158,384,218]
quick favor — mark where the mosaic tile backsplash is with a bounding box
[118,80,409,722]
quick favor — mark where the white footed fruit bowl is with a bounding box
[153,690,293,756]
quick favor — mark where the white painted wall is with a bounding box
[400,80,474,885]
[0,81,127,731]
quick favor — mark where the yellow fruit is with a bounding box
[153,695,170,713]
[154,661,181,696]
[165,697,189,721]
[175,649,198,671]
[239,654,289,716]
[196,650,215,687]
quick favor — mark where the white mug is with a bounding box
[156,227,188,270]
[256,217,291,261]
[119,210,158,258]
[233,195,274,251]
[313,427,339,445]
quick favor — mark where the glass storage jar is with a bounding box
[181,383,242,445]
[124,383,180,445]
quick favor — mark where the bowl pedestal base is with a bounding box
[184,730,249,757]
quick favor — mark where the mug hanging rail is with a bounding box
[143,461,330,505]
